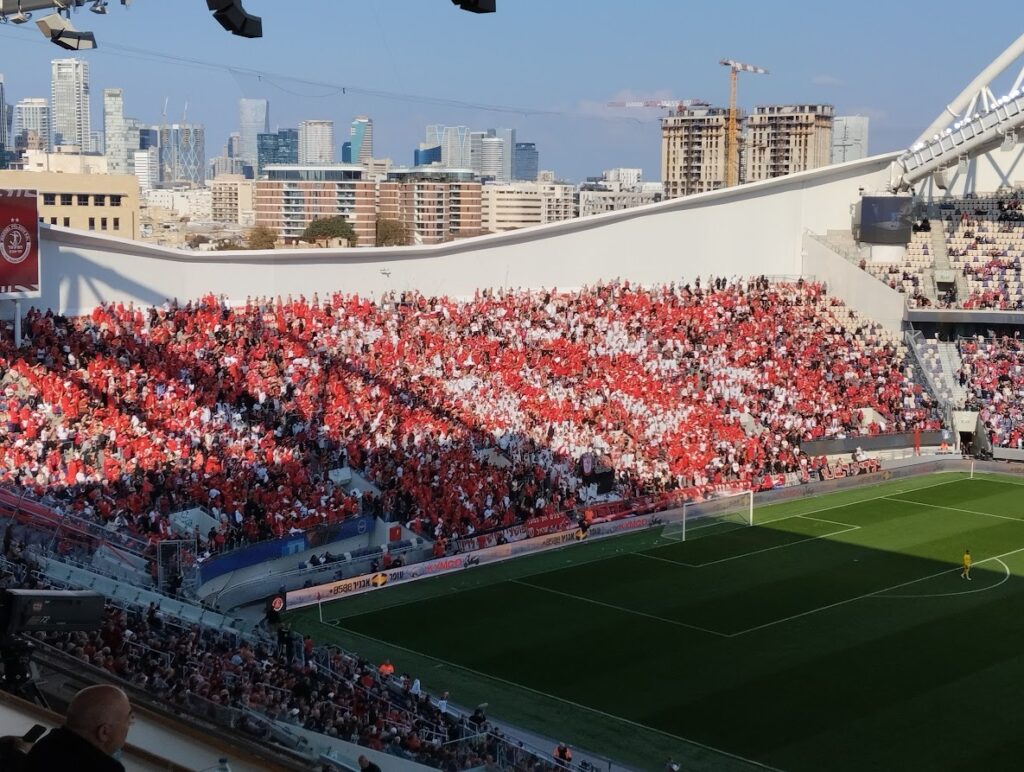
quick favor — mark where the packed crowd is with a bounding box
[0,278,940,550]
[959,335,1024,448]
[0,537,544,771]
[945,197,1024,310]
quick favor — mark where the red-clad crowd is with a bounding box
[959,336,1024,448]
[0,277,939,550]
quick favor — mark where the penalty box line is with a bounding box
[641,518,861,569]
[325,620,783,772]
[726,543,1024,638]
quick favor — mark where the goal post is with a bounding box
[661,489,754,542]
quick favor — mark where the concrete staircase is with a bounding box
[913,336,968,408]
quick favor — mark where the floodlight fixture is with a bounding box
[36,12,97,49]
[451,0,496,12]
[206,0,262,38]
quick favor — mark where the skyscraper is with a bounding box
[238,98,269,166]
[350,116,373,164]
[496,127,515,182]
[0,75,10,153]
[480,136,504,180]
[134,148,159,191]
[831,116,870,164]
[159,123,206,186]
[257,128,299,174]
[103,88,129,174]
[50,58,91,150]
[14,98,49,151]
[426,125,472,169]
[298,120,334,164]
[513,142,539,181]
[469,131,487,175]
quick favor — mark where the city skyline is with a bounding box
[0,2,1021,180]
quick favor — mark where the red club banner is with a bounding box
[0,189,41,299]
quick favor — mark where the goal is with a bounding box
[661,489,754,542]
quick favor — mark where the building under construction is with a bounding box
[661,103,834,198]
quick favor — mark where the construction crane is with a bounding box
[607,99,709,112]
[720,59,768,187]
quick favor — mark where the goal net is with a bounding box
[661,489,754,542]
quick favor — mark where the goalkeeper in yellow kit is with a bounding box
[961,549,972,580]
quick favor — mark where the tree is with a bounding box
[375,218,409,247]
[246,225,277,250]
[300,216,356,247]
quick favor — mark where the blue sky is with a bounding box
[1,1,1023,181]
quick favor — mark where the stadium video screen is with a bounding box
[858,195,913,245]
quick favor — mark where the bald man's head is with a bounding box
[64,685,133,756]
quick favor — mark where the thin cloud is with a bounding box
[812,74,844,87]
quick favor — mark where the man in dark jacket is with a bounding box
[25,684,133,772]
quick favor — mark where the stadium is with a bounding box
[4,10,1024,772]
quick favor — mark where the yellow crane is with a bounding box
[719,59,768,187]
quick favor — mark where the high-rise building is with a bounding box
[512,142,538,181]
[257,129,298,175]
[50,58,91,150]
[238,98,269,166]
[298,120,334,164]
[227,132,242,160]
[414,144,442,166]
[744,104,833,182]
[831,115,870,164]
[661,105,734,199]
[341,141,352,163]
[350,116,373,164]
[159,123,206,186]
[469,131,487,175]
[14,98,50,152]
[0,75,10,153]
[426,125,472,169]
[138,125,159,150]
[496,128,515,182]
[103,88,130,174]
[480,136,504,180]
[133,148,159,191]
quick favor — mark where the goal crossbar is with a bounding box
[662,489,754,542]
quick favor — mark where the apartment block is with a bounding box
[661,106,734,199]
[254,165,375,245]
[744,104,834,182]
[211,174,255,225]
[378,168,481,244]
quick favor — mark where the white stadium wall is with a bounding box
[801,234,906,334]
[30,154,895,317]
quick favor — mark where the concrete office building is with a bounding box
[50,58,91,151]
[298,120,334,164]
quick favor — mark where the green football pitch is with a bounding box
[289,472,1024,771]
